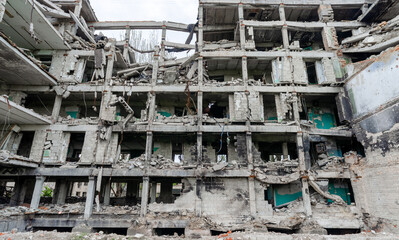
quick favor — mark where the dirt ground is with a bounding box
[1,231,399,240]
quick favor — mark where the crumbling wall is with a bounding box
[200,178,251,225]
[345,48,399,118]
[232,91,264,121]
[343,47,399,225]
[42,131,70,164]
[148,178,197,213]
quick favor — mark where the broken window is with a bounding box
[24,94,54,116]
[305,61,318,84]
[116,92,147,121]
[272,181,302,208]
[151,178,182,204]
[66,133,85,162]
[155,93,197,120]
[202,133,247,163]
[300,95,341,129]
[289,31,324,50]
[248,59,273,84]
[16,131,34,157]
[263,94,278,122]
[61,93,101,119]
[152,133,197,165]
[253,134,298,163]
[203,93,229,120]
[205,58,242,84]
[118,133,146,162]
[172,142,184,163]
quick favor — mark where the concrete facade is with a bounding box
[0,0,399,237]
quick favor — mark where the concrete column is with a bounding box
[103,180,111,206]
[282,142,289,159]
[242,56,248,85]
[275,94,283,123]
[197,132,203,164]
[160,23,166,64]
[10,180,22,206]
[292,93,300,122]
[195,178,202,217]
[248,177,257,217]
[198,4,204,51]
[150,182,157,203]
[279,4,290,49]
[303,133,311,169]
[145,132,153,163]
[301,178,313,217]
[197,57,203,85]
[17,180,30,205]
[151,46,160,86]
[30,176,45,209]
[296,132,312,217]
[123,28,131,64]
[84,177,96,219]
[159,181,173,203]
[147,93,156,123]
[51,95,63,122]
[238,3,246,49]
[140,177,150,216]
[56,181,68,204]
[246,131,253,165]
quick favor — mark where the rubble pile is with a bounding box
[343,16,399,50]
[96,205,140,215]
[116,154,184,169]
[154,114,198,125]
[314,154,346,170]
[203,78,243,86]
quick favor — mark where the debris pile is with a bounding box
[342,16,399,50]
[116,154,184,169]
[154,114,198,125]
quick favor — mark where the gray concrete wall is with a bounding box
[345,48,399,118]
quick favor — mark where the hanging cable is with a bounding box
[36,95,51,114]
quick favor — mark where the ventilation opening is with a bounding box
[326,228,360,235]
[93,228,127,235]
[268,228,296,234]
[33,227,73,232]
[211,229,244,236]
[154,228,185,236]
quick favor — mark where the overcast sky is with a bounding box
[90,0,199,48]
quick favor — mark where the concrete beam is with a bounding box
[243,20,366,31]
[90,21,190,32]
[200,0,373,6]
[201,50,334,59]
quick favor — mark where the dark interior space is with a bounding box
[17,131,34,157]
[154,228,185,236]
[93,228,128,235]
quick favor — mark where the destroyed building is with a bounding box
[0,0,399,237]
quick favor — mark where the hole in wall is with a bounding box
[93,228,128,235]
[154,228,185,236]
[33,227,73,232]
